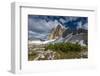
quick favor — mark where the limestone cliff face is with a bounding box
[48,24,66,40]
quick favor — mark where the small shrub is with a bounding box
[45,42,82,53]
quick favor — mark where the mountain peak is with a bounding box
[48,24,66,40]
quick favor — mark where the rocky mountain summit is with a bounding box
[47,24,88,46]
[48,24,66,40]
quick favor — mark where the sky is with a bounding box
[28,15,88,40]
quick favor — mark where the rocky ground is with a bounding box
[28,46,88,61]
[28,48,56,60]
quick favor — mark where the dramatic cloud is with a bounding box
[59,18,66,23]
[64,17,79,22]
[28,15,88,40]
[77,21,83,29]
[77,21,88,30]
[83,23,88,30]
[28,16,61,40]
[28,31,48,40]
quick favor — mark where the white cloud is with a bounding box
[77,21,83,29]
[83,23,88,30]
[59,18,66,23]
[65,17,78,22]
[77,21,88,30]
[28,18,60,33]
[28,18,61,40]
[28,18,50,33]
[28,31,48,40]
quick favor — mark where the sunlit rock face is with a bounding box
[48,24,66,40]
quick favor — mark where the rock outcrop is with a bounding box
[48,24,66,40]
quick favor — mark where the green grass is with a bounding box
[45,42,87,59]
[45,42,82,52]
[28,42,88,60]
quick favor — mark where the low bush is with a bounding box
[45,42,82,53]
